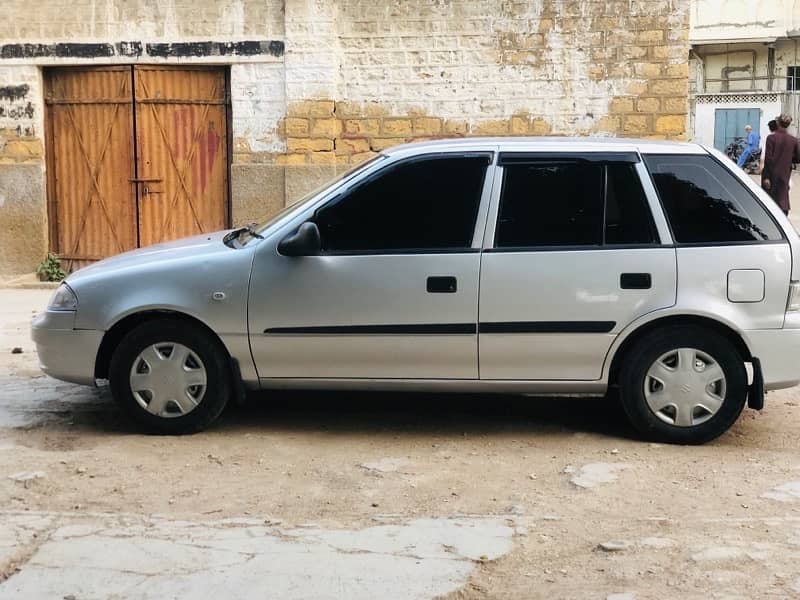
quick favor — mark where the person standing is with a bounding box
[760,120,777,180]
[737,124,760,168]
[762,114,800,215]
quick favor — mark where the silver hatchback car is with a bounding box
[32,138,800,443]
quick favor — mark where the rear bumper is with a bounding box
[745,329,800,390]
[31,312,103,386]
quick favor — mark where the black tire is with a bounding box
[109,319,231,434]
[619,326,747,445]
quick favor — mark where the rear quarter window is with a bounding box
[643,154,783,244]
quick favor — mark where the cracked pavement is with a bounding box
[5,288,800,598]
[0,512,516,599]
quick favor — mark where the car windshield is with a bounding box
[236,155,386,246]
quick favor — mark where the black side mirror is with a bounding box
[277,221,322,257]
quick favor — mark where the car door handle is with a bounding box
[427,276,457,293]
[620,273,652,289]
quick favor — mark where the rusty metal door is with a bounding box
[45,67,138,271]
[46,66,229,268]
[133,66,228,247]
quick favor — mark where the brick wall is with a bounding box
[0,0,690,275]
[277,0,689,170]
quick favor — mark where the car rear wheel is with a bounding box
[619,326,747,444]
[109,319,230,434]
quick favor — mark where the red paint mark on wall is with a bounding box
[190,108,198,199]
[172,109,186,164]
[199,125,221,194]
[168,108,221,203]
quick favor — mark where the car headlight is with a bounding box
[48,283,78,311]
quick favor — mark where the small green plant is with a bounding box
[36,253,65,282]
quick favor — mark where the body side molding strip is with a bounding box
[264,321,616,335]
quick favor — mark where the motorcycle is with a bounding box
[725,136,761,174]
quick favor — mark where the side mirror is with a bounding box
[277,221,322,257]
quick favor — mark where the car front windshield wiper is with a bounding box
[223,224,264,247]
[235,224,264,240]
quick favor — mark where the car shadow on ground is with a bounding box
[216,390,640,440]
[52,387,640,441]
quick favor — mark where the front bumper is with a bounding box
[31,311,103,386]
[745,328,800,391]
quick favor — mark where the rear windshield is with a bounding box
[643,154,783,244]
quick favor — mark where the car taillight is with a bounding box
[788,282,800,312]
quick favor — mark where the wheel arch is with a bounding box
[94,310,231,380]
[607,314,753,386]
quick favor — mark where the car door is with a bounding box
[478,151,677,380]
[248,152,494,380]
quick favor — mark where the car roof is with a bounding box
[381,136,706,157]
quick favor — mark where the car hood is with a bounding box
[66,230,238,285]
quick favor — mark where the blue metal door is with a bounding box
[713,108,761,152]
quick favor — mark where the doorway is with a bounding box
[713,107,761,152]
[45,66,229,271]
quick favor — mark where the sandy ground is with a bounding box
[2,188,800,598]
[3,289,800,599]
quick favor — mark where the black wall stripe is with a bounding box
[0,40,284,60]
[1,42,143,59]
[146,40,284,58]
[264,321,615,335]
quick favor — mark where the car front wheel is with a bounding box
[109,319,231,434]
[619,326,747,444]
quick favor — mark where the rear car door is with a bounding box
[248,153,494,380]
[478,152,677,380]
[643,153,790,331]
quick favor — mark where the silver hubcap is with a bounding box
[643,347,726,427]
[129,343,207,418]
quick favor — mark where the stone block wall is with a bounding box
[264,0,690,178]
[0,66,46,275]
[0,0,690,275]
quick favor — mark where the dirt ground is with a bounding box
[3,289,800,599]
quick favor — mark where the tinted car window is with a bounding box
[644,154,783,243]
[605,163,658,244]
[496,163,604,247]
[314,155,488,252]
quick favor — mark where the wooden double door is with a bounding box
[46,66,229,270]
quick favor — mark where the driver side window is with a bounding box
[314,155,489,253]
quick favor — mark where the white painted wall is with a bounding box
[691,0,799,42]
[231,63,286,154]
[694,99,781,147]
[0,66,42,141]
[695,40,800,93]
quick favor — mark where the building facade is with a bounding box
[0,0,690,275]
[690,0,800,151]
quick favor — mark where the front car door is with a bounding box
[248,151,495,381]
[478,150,677,380]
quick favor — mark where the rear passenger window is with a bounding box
[644,154,783,243]
[495,161,657,248]
[605,164,658,244]
[496,163,604,247]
